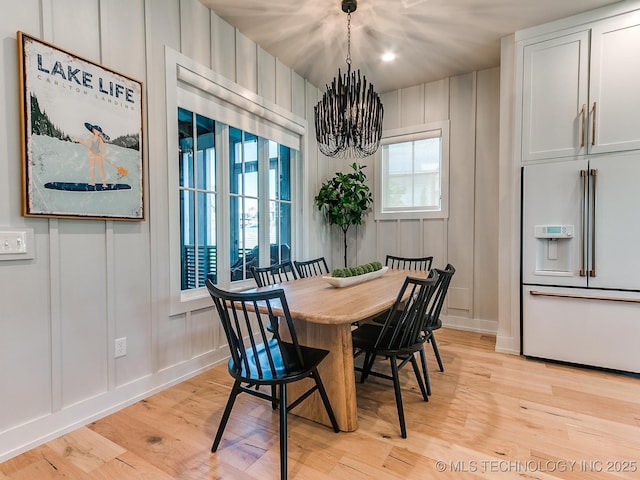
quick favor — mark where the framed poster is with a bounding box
[17,31,144,220]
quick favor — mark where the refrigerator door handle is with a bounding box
[580,169,588,276]
[590,169,598,277]
[530,290,640,304]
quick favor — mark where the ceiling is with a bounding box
[198,0,623,93]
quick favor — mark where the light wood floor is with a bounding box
[2,328,640,479]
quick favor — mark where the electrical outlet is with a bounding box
[115,337,127,358]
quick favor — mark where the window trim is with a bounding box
[165,48,306,315]
[374,120,450,221]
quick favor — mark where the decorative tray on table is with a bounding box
[322,263,388,288]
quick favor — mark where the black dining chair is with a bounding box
[385,254,433,271]
[251,260,298,287]
[422,263,456,373]
[352,271,439,438]
[368,263,455,395]
[205,279,339,480]
[293,257,330,278]
[250,261,298,335]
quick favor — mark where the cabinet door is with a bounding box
[589,12,640,154]
[521,31,589,162]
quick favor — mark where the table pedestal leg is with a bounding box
[286,320,357,432]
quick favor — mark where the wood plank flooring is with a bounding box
[2,328,640,479]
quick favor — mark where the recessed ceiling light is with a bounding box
[382,52,396,62]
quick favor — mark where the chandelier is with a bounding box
[314,0,384,158]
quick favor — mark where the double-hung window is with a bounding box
[375,121,450,220]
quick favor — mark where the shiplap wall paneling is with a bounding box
[45,0,109,410]
[211,13,236,82]
[59,222,109,407]
[354,148,377,266]
[146,0,181,377]
[191,307,217,358]
[0,0,49,437]
[424,78,450,123]
[0,0,39,220]
[276,59,292,111]
[235,30,257,92]
[474,67,500,324]
[423,219,447,268]
[380,90,400,130]
[180,0,212,68]
[400,84,425,126]
[258,47,276,103]
[113,223,153,386]
[100,0,152,388]
[397,219,424,258]
[101,0,146,78]
[301,84,324,262]
[161,314,188,370]
[376,221,399,260]
[447,72,477,318]
[50,0,100,57]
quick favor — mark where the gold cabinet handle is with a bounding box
[580,104,586,147]
[591,102,597,146]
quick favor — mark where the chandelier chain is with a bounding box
[346,11,352,67]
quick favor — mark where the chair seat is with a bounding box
[372,311,442,331]
[229,340,330,383]
[352,323,425,357]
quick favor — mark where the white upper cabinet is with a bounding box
[521,10,640,162]
[589,13,640,154]
[522,31,589,161]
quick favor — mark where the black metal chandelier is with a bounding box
[314,0,384,158]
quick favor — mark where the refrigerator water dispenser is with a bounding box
[533,225,574,275]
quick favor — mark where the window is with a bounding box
[375,121,449,220]
[179,112,296,290]
[178,108,216,290]
[228,129,293,282]
[166,49,306,311]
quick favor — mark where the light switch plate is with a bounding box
[0,227,34,261]
[0,231,27,254]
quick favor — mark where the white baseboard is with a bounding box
[442,315,520,356]
[0,349,229,463]
[441,314,497,334]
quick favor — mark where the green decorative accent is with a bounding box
[315,163,373,267]
[331,261,382,278]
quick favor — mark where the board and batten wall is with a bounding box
[319,69,500,334]
[0,0,501,462]
[0,0,326,461]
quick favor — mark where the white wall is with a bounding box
[318,70,501,332]
[0,0,321,461]
[0,0,500,462]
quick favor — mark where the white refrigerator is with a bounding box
[521,151,640,373]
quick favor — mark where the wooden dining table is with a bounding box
[250,267,427,432]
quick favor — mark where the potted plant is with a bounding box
[315,162,373,267]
